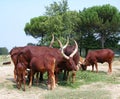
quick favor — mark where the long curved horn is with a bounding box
[61,47,69,60]
[57,39,69,60]
[57,38,63,48]
[57,38,69,49]
[49,34,54,48]
[70,40,78,57]
[63,37,69,49]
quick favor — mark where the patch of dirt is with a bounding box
[0,61,120,99]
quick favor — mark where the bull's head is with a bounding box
[58,39,79,71]
[81,59,89,70]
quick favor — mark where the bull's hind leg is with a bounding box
[47,57,56,90]
[23,73,26,91]
[14,69,17,82]
[36,72,39,86]
[51,73,55,90]
[108,62,112,74]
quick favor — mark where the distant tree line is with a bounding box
[0,47,8,55]
[24,0,120,56]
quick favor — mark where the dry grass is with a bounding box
[0,55,120,99]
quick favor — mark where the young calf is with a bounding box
[16,62,27,91]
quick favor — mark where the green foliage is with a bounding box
[79,4,120,49]
[0,47,8,55]
[24,16,48,38]
[24,1,120,50]
[45,0,69,16]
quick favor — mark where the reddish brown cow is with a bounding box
[10,35,54,82]
[29,54,56,90]
[81,49,114,73]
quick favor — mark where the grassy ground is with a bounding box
[43,69,120,99]
[0,55,120,99]
[0,71,114,99]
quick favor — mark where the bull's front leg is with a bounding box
[71,71,76,83]
[47,70,56,90]
[94,63,98,73]
[91,65,94,72]
[66,71,70,82]
[63,70,67,80]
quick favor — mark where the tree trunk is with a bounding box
[101,37,105,48]
[100,33,105,49]
[85,48,89,57]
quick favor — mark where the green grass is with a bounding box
[57,70,120,88]
[0,83,4,89]
[0,55,11,65]
[0,55,119,98]
[43,70,119,99]
[0,69,119,99]
[24,70,119,89]
[44,88,111,99]
[0,55,10,62]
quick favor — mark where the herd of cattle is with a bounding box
[9,37,114,91]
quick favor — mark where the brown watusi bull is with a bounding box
[82,49,114,73]
[61,43,80,82]
[48,38,80,82]
[29,54,56,90]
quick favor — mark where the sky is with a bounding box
[0,0,120,51]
